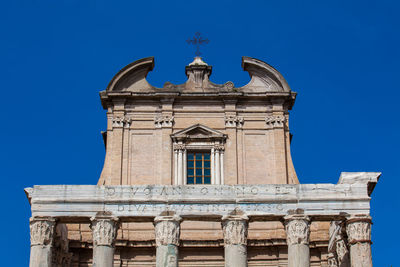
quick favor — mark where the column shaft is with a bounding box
[177,150,183,185]
[154,215,182,267]
[211,148,215,184]
[29,217,56,267]
[346,216,373,267]
[284,214,310,267]
[220,151,224,184]
[174,149,178,185]
[222,214,249,267]
[91,217,119,267]
[183,150,187,184]
[215,150,220,184]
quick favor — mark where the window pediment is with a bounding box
[171,124,226,142]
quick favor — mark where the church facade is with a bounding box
[25,56,380,267]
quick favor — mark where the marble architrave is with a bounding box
[26,179,375,220]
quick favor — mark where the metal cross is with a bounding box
[187,32,209,57]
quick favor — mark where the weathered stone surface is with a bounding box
[154,215,181,267]
[25,182,373,220]
[29,217,56,267]
[91,217,119,267]
[222,214,248,267]
[284,214,310,267]
[346,216,373,267]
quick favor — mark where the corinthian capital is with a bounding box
[155,115,174,128]
[224,115,243,128]
[284,214,310,245]
[222,214,249,245]
[346,215,372,244]
[265,114,286,128]
[112,116,132,128]
[90,217,119,247]
[154,215,182,246]
[30,217,56,246]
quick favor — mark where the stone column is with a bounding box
[174,148,178,185]
[220,148,225,184]
[284,214,311,267]
[222,214,249,267]
[215,147,221,184]
[211,147,215,184]
[154,215,182,267]
[183,149,187,184]
[346,216,373,267]
[91,217,119,267]
[177,148,183,185]
[29,217,56,267]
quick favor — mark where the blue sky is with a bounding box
[1,0,398,265]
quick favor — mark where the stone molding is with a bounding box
[265,115,286,128]
[112,116,132,128]
[154,215,182,246]
[30,217,56,247]
[155,115,174,128]
[346,216,372,244]
[224,115,243,128]
[284,214,310,245]
[222,214,249,245]
[90,217,119,247]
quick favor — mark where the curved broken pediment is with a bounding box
[104,56,292,94]
[106,57,155,92]
[240,57,291,92]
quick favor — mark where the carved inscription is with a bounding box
[104,185,296,198]
[111,203,284,216]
